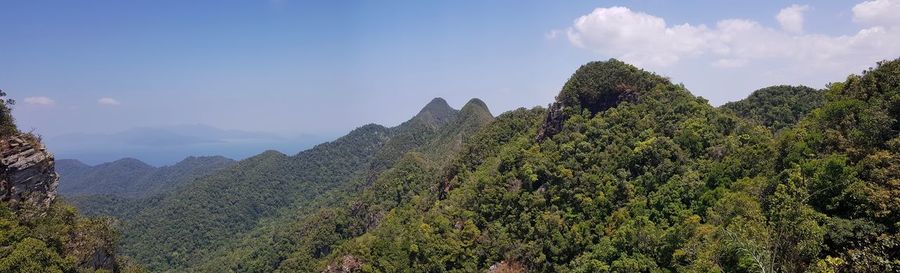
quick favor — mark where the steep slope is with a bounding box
[770,59,900,272]
[118,98,473,271]
[121,126,389,271]
[721,85,824,132]
[311,59,773,272]
[420,98,495,164]
[186,98,495,273]
[1,136,59,210]
[57,156,236,198]
[366,97,459,174]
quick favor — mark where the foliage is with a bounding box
[304,58,899,272]
[0,201,132,273]
[101,98,492,272]
[0,89,17,137]
[67,58,900,272]
[57,156,236,198]
[722,85,824,132]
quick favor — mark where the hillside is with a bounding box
[721,85,825,132]
[185,98,497,272]
[20,58,900,273]
[115,98,494,271]
[57,155,236,198]
[298,59,899,272]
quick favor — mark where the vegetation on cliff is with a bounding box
[0,92,144,273]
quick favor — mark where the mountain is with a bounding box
[114,98,493,271]
[46,124,325,166]
[274,58,897,272]
[29,58,900,273]
[721,85,825,132]
[0,96,144,272]
[184,97,497,272]
[57,155,236,198]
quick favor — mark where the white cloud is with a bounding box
[24,96,55,106]
[564,5,900,68]
[853,0,900,26]
[98,97,121,106]
[777,4,809,33]
[566,7,712,67]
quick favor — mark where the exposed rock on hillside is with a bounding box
[0,134,59,211]
[322,255,363,273]
[537,59,668,141]
[488,260,526,273]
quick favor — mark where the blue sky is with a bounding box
[2,0,898,164]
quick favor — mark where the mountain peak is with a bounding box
[462,98,488,111]
[537,59,670,141]
[459,98,493,119]
[57,158,90,168]
[99,157,154,170]
[417,97,454,116]
[174,155,235,167]
[412,97,459,128]
[557,58,668,113]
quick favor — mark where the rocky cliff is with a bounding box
[0,134,59,211]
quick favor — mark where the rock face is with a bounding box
[0,134,59,211]
[322,255,363,273]
[488,260,526,273]
[535,102,566,142]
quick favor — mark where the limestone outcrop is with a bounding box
[0,134,59,211]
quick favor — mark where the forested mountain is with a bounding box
[112,98,494,271]
[23,58,900,273]
[721,85,825,132]
[284,59,896,272]
[57,156,236,197]
[0,90,145,273]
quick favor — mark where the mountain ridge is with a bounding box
[114,97,492,271]
[57,155,236,198]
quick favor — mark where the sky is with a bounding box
[2,0,899,164]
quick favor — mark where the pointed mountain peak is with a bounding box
[417,97,455,116]
[411,97,459,128]
[460,98,491,115]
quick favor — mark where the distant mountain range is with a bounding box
[58,96,496,271]
[57,155,236,198]
[45,124,327,166]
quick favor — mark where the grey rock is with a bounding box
[1,134,59,211]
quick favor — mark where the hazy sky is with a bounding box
[3,0,899,140]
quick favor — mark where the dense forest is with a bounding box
[10,57,900,272]
[0,90,145,273]
[58,156,235,198]
[271,59,897,272]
